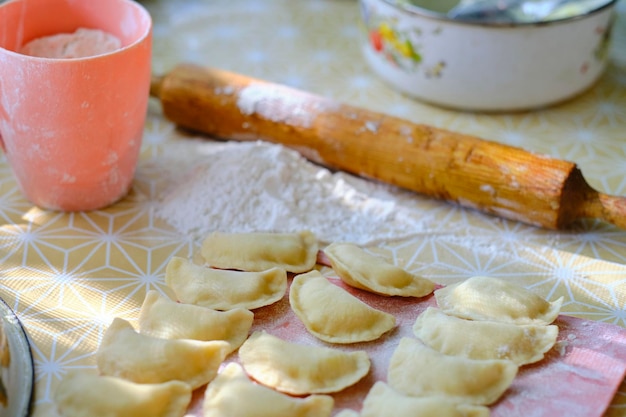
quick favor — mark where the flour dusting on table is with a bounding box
[153,141,436,245]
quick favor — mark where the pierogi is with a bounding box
[413,307,558,365]
[388,337,518,405]
[201,230,318,273]
[165,256,287,310]
[334,410,360,417]
[202,363,334,417]
[138,290,253,353]
[239,331,371,395]
[54,371,191,417]
[96,318,230,389]
[324,242,434,297]
[434,276,563,325]
[289,271,396,344]
[361,381,490,417]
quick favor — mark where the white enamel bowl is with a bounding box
[358,0,618,112]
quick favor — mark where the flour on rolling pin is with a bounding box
[236,84,335,128]
[19,28,121,58]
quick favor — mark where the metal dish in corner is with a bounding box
[0,296,34,417]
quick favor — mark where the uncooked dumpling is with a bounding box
[138,290,253,353]
[324,242,434,297]
[334,410,360,417]
[361,381,490,417]
[96,318,230,389]
[54,371,191,417]
[165,256,287,310]
[239,331,371,395]
[202,363,334,417]
[289,271,396,344]
[201,230,318,273]
[387,337,517,405]
[434,276,563,325]
[413,307,558,365]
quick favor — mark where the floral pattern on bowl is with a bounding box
[360,2,446,77]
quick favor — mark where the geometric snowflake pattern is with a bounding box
[1,1,625,416]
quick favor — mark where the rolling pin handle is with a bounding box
[594,193,626,229]
[150,74,165,99]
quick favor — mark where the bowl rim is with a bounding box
[375,0,618,27]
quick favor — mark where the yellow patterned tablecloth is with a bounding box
[2,0,626,416]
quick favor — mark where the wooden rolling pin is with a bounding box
[150,64,626,230]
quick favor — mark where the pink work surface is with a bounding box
[186,277,626,416]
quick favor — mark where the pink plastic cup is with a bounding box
[0,0,152,211]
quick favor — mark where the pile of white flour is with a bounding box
[153,140,439,245]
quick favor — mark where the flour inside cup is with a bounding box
[19,28,121,58]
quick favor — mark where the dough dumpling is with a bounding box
[335,410,360,417]
[96,318,230,389]
[324,243,434,297]
[54,371,191,417]
[201,230,318,273]
[435,276,563,325]
[239,331,371,395]
[138,290,253,353]
[165,256,287,310]
[203,363,334,417]
[387,338,517,405]
[289,271,396,344]
[413,307,558,365]
[361,381,490,417]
